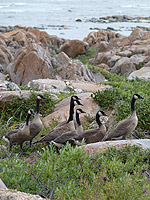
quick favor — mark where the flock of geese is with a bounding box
[1,93,144,151]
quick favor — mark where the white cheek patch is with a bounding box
[98,111,102,116]
[134,95,138,99]
[28,110,31,114]
[37,96,42,100]
[74,101,77,106]
[77,110,81,114]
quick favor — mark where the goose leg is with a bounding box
[9,143,12,151]
[30,140,32,147]
[20,144,25,151]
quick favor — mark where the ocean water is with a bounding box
[0,0,150,39]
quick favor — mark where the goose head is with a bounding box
[74,99,83,106]
[133,94,144,100]
[97,110,107,117]
[37,94,46,100]
[76,108,86,114]
[71,95,81,101]
[28,109,35,115]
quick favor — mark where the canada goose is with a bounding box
[71,110,107,145]
[52,108,86,148]
[33,96,83,144]
[54,95,83,130]
[29,94,46,146]
[102,93,144,141]
[2,109,34,150]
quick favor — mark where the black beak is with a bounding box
[140,96,144,99]
[77,100,83,106]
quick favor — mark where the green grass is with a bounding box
[75,47,98,64]
[0,145,150,199]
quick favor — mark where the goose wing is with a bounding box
[34,121,75,143]
[104,116,137,140]
[54,130,77,144]
[75,129,98,140]
[6,129,20,138]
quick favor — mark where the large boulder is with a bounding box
[28,79,68,94]
[83,139,150,154]
[7,42,53,85]
[51,52,105,83]
[110,57,136,75]
[83,30,122,47]
[58,39,89,58]
[128,67,150,80]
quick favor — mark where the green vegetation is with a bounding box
[1,46,150,199]
[0,144,150,199]
[0,91,56,125]
[75,46,98,64]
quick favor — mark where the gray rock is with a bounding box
[110,57,136,75]
[118,50,132,57]
[107,55,121,68]
[0,179,7,189]
[0,73,6,81]
[28,79,67,94]
[128,67,150,80]
[0,80,21,91]
[0,188,47,200]
[83,139,150,154]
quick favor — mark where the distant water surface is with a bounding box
[0,0,150,39]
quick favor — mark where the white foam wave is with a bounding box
[0,5,10,9]
[121,4,136,8]
[14,3,26,6]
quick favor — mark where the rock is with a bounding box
[83,30,122,47]
[130,55,147,65]
[96,63,110,71]
[28,79,67,94]
[52,52,103,83]
[7,42,53,85]
[83,139,150,154]
[0,73,6,81]
[128,67,150,80]
[0,80,21,91]
[3,29,24,39]
[0,91,29,103]
[68,80,111,92]
[107,55,121,68]
[28,79,110,94]
[0,179,7,189]
[0,45,13,66]
[98,41,108,52]
[110,57,136,75]
[43,93,100,126]
[0,188,47,200]
[58,39,89,58]
[14,31,28,46]
[118,50,132,57]
[93,52,113,66]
